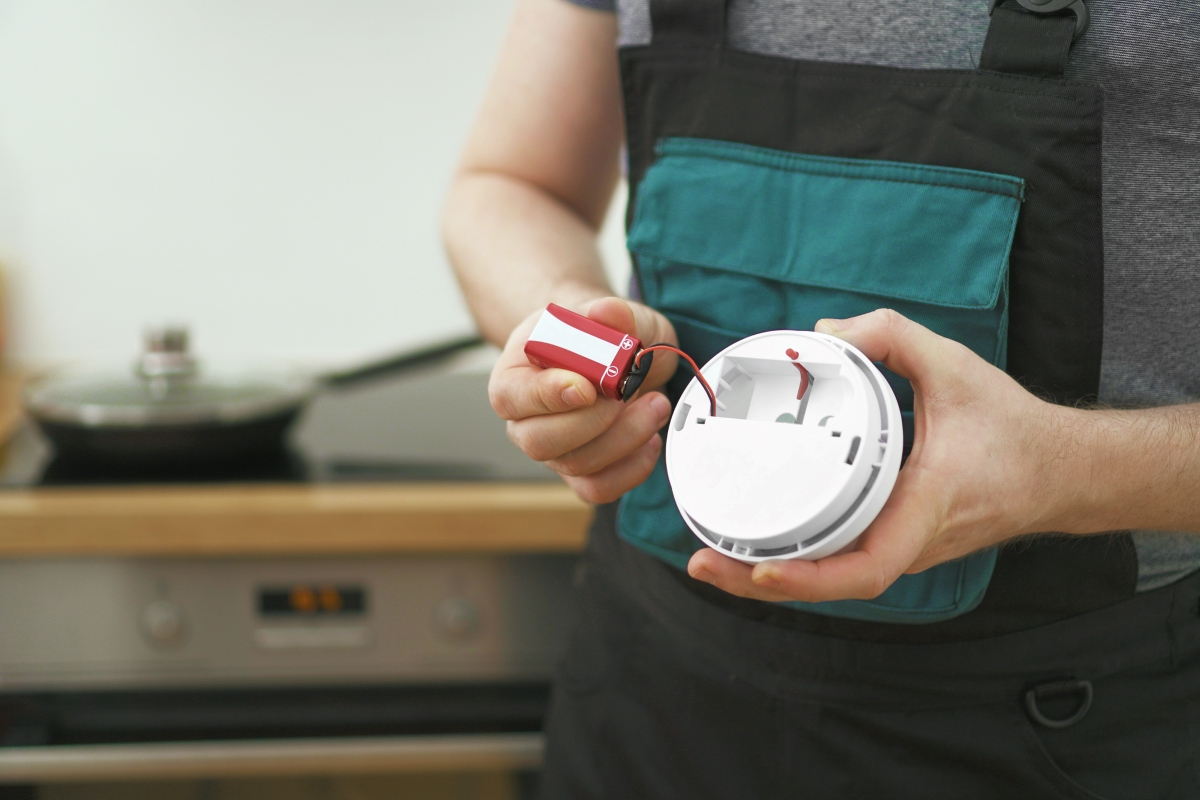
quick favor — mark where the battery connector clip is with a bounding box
[621,349,654,400]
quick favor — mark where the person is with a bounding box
[443,0,1200,796]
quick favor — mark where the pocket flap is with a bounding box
[628,138,1024,310]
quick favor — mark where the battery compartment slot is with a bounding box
[712,356,843,425]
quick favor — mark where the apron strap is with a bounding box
[979,5,1080,76]
[649,0,726,48]
[647,0,1085,73]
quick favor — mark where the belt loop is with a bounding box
[649,0,726,49]
[979,2,1084,77]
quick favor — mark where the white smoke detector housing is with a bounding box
[665,331,902,563]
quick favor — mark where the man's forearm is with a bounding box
[443,171,614,345]
[1051,402,1200,535]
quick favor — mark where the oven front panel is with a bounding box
[0,554,577,690]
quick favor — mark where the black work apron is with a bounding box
[539,505,1200,799]
[615,0,1133,635]
[537,2,1199,797]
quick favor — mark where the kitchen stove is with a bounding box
[1,347,554,488]
[0,350,579,779]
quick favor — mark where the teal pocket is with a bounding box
[619,137,1023,624]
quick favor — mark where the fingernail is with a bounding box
[815,318,845,334]
[752,565,782,590]
[561,384,585,407]
[689,566,715,584]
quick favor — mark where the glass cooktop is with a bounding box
[0,348,555,488]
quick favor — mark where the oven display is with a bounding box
[258,585,367,616]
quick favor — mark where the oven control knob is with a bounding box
[141,599,188,648]
[434,597,481,641]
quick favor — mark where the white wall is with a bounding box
[0,0,630,369]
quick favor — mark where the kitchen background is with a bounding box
[0,2,624,798]
[0,0,629,369]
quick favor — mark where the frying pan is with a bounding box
[22,327,484,467]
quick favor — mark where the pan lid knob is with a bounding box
[138,325,197,380]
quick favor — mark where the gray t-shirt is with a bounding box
[570,0,1200,592]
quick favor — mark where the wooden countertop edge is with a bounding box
[0,733,544,782]
[0,482,592,557]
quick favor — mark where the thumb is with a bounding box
[814,308,956,385]
[585,296,680,394]
[748,471,939,602]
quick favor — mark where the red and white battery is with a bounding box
[523,304,643,400]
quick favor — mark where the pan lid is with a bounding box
[23,327,315,428]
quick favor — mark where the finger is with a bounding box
[547,392,672,477]
[585,296,638,337]
[814,308,965,385]
[746,472,941,602]
[562,434,663,505]
[506,396,624,462]
[490,364,597,421]
[489,307,598,421]
[687,549,797,602]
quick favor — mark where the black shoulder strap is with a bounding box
[980,3,1083,76]
[649,0,725,48]
[647,0,1085,76]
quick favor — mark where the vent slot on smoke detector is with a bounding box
[845,436,862,465]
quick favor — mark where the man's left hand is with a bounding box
[687,308,1080,603]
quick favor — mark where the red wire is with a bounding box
[635,344,717,416]
[794,363,811,400]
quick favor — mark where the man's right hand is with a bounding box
[489,297,678,504]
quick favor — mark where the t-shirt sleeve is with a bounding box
[563,0,616,11]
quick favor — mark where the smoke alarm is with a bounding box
[665,331,902,563]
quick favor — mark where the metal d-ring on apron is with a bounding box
[1025,678,1094,729]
